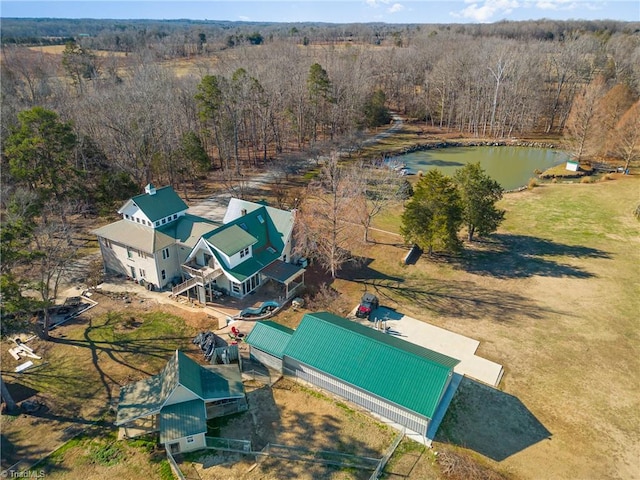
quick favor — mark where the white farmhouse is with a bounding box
[93,185,304,301]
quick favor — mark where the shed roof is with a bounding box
[123,185,188,222]
[283,312,459,420]
[116,350,245,426]
[159,399,207,443]
[245,321,294,359]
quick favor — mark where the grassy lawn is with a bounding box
[1,303,197,477]
[336,175,639,479]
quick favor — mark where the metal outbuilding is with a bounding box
[244,320,294,371]
[247,312,460,440]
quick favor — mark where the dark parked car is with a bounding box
[356,293,379,319]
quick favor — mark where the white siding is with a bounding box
[284,359,430,436]
[166,432,206,453]
[163,385,199,407]
[250,349,283,372]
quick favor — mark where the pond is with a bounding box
[388,146,570,191]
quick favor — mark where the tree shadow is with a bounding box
[339,257,405,284]
[49,314,193,405]
[194,379,385,479]
[436,377,551,461]
[455,234,610,279]
[360,278,556,323]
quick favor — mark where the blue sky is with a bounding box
[1,0,638,23]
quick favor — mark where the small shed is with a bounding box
[115,350,248,454]
[566,160,579,172]
[244,321,294,372]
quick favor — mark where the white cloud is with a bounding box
[365,0,393,7]
[535,0,575,10]
[451,0,520,22]
[388,3,405,13]
[238,15,250,21]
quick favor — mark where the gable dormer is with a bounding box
[118,184,188,229]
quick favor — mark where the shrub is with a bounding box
[437,448,508,480]
[527,178,538,189]
[580,176,593,184]
[551,178,558,183]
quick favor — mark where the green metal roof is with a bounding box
[159,399,207,443]
[205,224,257,256]
[283,312,459,420]
[245,321,294,359]
[157,214,220,248]
[201,364,246,399]
[129,186,188,222]
[116,351,246,426]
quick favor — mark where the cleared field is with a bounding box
[333,175,640,479]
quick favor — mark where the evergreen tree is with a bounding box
[454,162,505,241]
[400,170,462,255]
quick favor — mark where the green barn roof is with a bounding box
[283,312,459,420]
[245,321,294,359]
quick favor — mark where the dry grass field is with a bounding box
[328,175,639,480]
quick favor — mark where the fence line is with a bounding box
[165,445,187,480]
[205,436,252,453]
[253,442,379,470]
[369,428,405,480]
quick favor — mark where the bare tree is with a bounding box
[294,153,362,278]
[31,206,79,339]
[612,101,640,172]
[564,76,608,162]
[349,161,406,243]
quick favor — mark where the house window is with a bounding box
[103,239,112,249]
[257,214,264,224]
[162,218,166,224]
[155,221,160,227]
[130,266,136,279]
[139,268,146,278]
[137,250,144,258]
[240,247,249,258]
[162,248,170,259]
[173,214,177,220]
[136,217,140,223]
[125,214,130,220]
[161,270,166,280]
[127,248,133,259]
[232,282,241,294]
[186,436,194,443]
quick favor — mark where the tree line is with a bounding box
[1,19,638,331]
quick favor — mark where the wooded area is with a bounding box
[1,18,639,327]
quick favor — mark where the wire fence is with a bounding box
[258,443,380,470]
[369,428,405,480]
[205,436,252,453]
